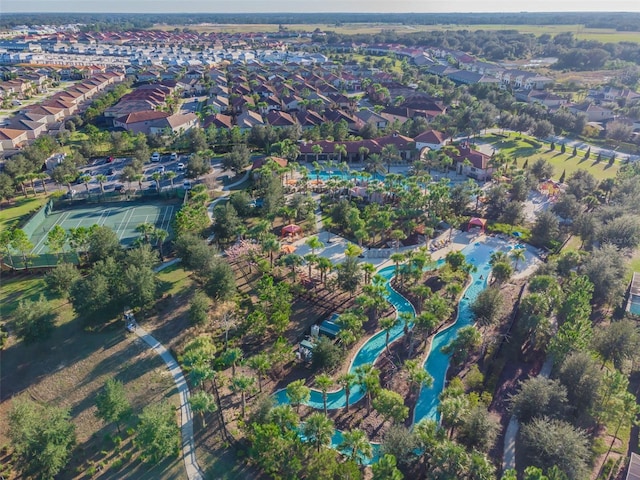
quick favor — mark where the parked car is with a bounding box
[177,162,185,171]
[183,180,192,190]
[151,152,160,162]
[106,156,114,163]
[156,165,165,174]
[114,184,124,192]
[107,168,115,176]
[170,152,178,161]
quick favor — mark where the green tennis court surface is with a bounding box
[28,202,176,254]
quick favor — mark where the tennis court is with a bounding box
[27,201,176,254]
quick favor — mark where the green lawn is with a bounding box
[156,263,194,296]
[477,133,619,181]
[0,194,49,233]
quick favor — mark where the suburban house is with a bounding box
[414,129,448,151]
[356,109,389,129]
[236,110,264,131]
[0,127,29,149]
[568,103,615,122]
[113,110,171,134]
[447,142,495,181]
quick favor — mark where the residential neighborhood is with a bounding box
[2,11,640,480]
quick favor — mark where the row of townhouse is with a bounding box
[0,71,124,152]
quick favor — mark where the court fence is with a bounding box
[20,199,54,240]
[3,251,80,270]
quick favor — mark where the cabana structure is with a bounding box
[467,217,487,233]
[282,224,302,237]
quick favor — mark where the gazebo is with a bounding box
[467,217,487,233]
[282,224,302,237]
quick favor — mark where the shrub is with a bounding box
[523,138,542,149]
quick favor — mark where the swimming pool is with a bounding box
[315,170,386,183]
[273,239,519,463]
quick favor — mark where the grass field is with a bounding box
[27,201,177,254]
[476,133,620,181]
[0,194,49,233]
[153,22,640,43]
[0,274,187,479]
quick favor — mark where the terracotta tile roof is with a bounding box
[116,110,170,124]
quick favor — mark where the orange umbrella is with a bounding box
[281,244,296,254]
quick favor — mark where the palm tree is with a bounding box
[380,316,400,354]
[136,222,155,244]
[151,228,168,260]
[340,428,373,465]
[358,146,370,162]
[404,359,433,393]
[132,173,143,192]
[151,171,163,192]
[303,413,334,453]
[230,374,255,418]
[36,172,49,194]
[95,174,108,197]
[164,171,177,192]
[489,250,509,266]
[282,253,303,283]
[79,174,91,197]
[315,373,333,415]
[261,234,280,268]
[223,347,244,376]
[247,353,270,392]
[311,143,322,166]
[334,143,348,163]
[305,235,324,255]
[316,256,332,284]
[365,153,385,175]
[510,248,526,271]
[189,390,217,428]
[355,364,380,414]
[382,144,400,173]
[390,252,404,280]
[362,262,376,285]
[338,372,356,412]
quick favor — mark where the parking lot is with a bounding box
[70,153,209,195]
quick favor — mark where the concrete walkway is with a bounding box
[134,327,204,480]
[502,334,554,471]
[206,169,251,220]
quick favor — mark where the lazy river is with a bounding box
[274,239,529,463]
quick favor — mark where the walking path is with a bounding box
[134,327,204,480]
[127,258,203,480]
[206,169,251,220]
[502,330,554,471]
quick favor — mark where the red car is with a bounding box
[106,156,114,163]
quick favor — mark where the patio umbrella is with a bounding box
[281,244,296,254]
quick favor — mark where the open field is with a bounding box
[0,274,188,479]
[476,133,620,181]
[153,22,640,43]
[0,195,49,233]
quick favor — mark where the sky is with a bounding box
[2,0,639,13]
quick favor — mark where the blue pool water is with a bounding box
[274,240,513,463]
[315,170,386,183]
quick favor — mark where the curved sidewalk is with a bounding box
[135,326,204,480]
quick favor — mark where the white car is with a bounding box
[151,152,160,162]
[170,152,178,161]
[183,180,192,190]
[177,162,185,171]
